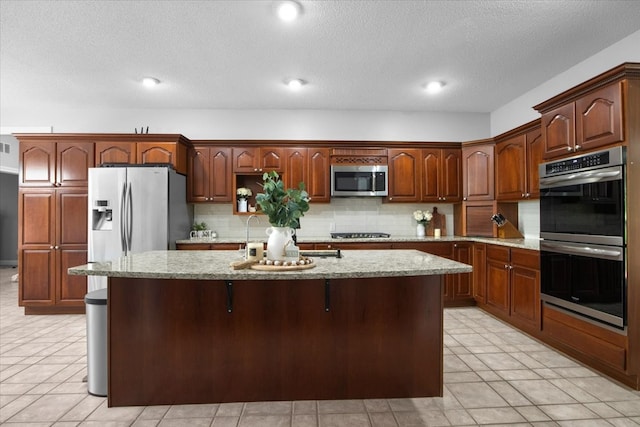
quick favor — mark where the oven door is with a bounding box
[539,165,624,245]
[540,240,626,328]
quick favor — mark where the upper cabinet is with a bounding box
[461,141,494,201]
[421,148,461,203]
[495,120,542,201]
[534,66,637,160]
[232,147,284,173]
[19,140,94,187]
[387,148,421,202]
[94,135,191,174]
[284,147,331,203]
[187,146,232,203]
[95,142,136,165]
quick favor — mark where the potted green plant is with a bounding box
[255,171,310,260]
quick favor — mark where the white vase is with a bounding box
[265,226,294,261]
[238,198,248,212]
[416,223,426,237]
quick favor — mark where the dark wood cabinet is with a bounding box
[232,146,284,173]
[540,82,624,160]
[472,243,487,304]
[421,148,461,202]
[137,142,188,174]
[20,141,94,187]
[495,121,542,201]
[18,188,87,312]
[462,142,494,201]
[449,242,473,306]
[307,147,331,203]
[387,148,420,202]
[187,146,232,203]
[283,147,331,204]
[95,141,136,165]
[484,245,540,333]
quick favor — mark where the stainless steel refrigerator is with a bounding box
[87,166,191,291]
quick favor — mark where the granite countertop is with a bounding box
[176,235,541,251]
[68,249,472,281]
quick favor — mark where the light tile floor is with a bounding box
[1,266,639,426]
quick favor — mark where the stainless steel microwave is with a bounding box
[330,165,388,197]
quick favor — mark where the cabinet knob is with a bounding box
[567,147,572,152]
[504,264,509,269]
[442,197,446,201]
[50,245,54,249]
[525,193,530,198]
[463,197,467,201]
[575,145,581,151]
[55,246,59,250]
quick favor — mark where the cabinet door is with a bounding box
[19,142,56,187]
[308,148,330,203]
[440,149,462,202]
[95,141,136,165]
[576,82,624,151]
[486,259,510,315]
[187,147,211,202]
[56,142,94,187]
[137,143,176,166]
[421,148,440,201]
[495,135,526,201]
[462,145,494,200]
[19,248,55,305]
[510,265,540,330]
[57,248,87,304]
[472,243,487,304]
[56,189,88,305]
[260,147,284,172]
[542,103,575,160]
[233,147,260,172]
[285,148,307,191]
[210,147,232,202]
[387,149,420,202]
[525,127,543,199]
[452,242,473,301]
[18,189,56,305]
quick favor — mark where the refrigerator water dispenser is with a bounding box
[92,200,113,231]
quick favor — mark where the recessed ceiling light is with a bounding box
[277,0,302,22]
[424,81,445,94]
[285,78,306,90]
[142,77,160,87]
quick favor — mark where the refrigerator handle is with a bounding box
[120,182,127,254]
[127,182,133,253]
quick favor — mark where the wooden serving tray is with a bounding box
[250,262,316,272]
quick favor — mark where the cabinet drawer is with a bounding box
[511,248,539,269]
[487,245,509,262]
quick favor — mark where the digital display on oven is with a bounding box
[545,152,610,175]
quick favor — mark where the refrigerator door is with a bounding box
[88,167,127,291]
[126,167,169,253]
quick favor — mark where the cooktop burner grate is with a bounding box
[330,232,391,239]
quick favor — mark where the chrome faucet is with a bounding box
[245,214,260,258]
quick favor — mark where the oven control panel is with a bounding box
[542,146,623,176]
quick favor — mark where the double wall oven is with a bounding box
[539,146,626,329]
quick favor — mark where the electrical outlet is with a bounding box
[329,222,336,232]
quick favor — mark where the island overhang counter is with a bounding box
[69,249,472,407]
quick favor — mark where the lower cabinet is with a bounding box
[483,245,540,333]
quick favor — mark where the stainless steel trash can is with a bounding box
[85,288,107,397]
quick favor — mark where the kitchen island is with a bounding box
[69,249,472,407]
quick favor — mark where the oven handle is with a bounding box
[541,241,623,261]
[540,167,622,188]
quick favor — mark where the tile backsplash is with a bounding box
[193,199,540,241]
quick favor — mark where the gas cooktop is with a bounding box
[330,232,391,239]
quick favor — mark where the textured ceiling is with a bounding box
[1,0,640,113]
